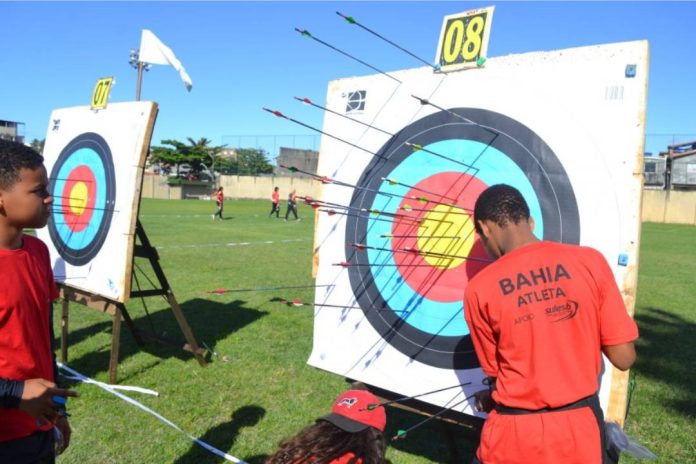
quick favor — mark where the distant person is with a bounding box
[212,186,224,220]
[269,186,280,218]
[285,189,299,221]
[266,389,389,464]
[0,139,78,462]
[463,184,638,464]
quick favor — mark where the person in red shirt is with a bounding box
[212,186,225,220]
[463,184,638,464]
[266,389,389,464]
[269,186,280,218]
[0,140,78,462]
[285,189,300,221]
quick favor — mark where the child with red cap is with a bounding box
[266,389,389,464]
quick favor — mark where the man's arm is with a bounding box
[602,342,636,371]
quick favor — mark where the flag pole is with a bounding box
[136,61,144,101]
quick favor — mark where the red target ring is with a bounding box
[391,172,489,302]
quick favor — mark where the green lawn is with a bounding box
[53,200,695,463]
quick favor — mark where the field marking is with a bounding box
[156,238,309,250]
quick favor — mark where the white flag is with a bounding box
[139,29,193,91]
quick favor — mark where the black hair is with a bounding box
[473,184,530,234]
[0,139,44,190]
[266,420,389,464]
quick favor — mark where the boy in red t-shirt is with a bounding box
[464,184,638,464]
[269,186,280,218]
[212,186,224,220]
[0,140,78,462]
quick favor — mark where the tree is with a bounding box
[236,148,274,175]
[149,137,225,178]
[30,138,45,154]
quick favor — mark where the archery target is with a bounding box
[37,102,157,303]
[344,108,579,369]
[309,40,647,420]
[48,133,116,266]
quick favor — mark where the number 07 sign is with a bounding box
[435,6,495,72]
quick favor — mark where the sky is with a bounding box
[1,1,695,158]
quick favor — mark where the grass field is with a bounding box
[52,199,695,463]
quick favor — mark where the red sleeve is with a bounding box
[31,234,59,301]
[464,284,498,376]
[591,251,639,346]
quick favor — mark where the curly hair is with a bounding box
[0,139,44,190]
[266,420,389,464]
[473,184,530,234]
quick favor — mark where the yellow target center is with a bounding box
[68,182,88,216]
[417,205,476,269]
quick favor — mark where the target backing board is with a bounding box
[309,41,648,421]
[36,102,158,303]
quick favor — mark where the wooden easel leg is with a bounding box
[109,307,122,384]
[61,298,69,363]
[166,292,206,366]
[115,303,144,346]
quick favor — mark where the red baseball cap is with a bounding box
[318,390,386,433]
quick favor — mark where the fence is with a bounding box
[141,175,696,226]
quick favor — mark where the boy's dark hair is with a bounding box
[473,184,530,234]
[0,139,44,190]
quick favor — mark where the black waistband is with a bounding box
[495,394,598,415]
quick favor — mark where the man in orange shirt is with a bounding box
[463,184,638,464]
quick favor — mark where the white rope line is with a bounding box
[58,363,247,463]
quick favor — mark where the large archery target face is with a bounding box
[345,108,579,369]
[48,133,116,266]
[36,102,157,303]
[309,41,648,420]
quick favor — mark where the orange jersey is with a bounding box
[272,191,280,203]
[464,241,638,410]
[464,241,638,463]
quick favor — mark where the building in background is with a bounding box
[274,147,319,178]
[643,154,667,189]
[668,141,696,190]
[0,119,25,143]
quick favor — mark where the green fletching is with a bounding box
[289,167,298,172]
[411,143,423,151]
[369,209,380,216]
[397,429,407,438]
[476,56,487,66]
[346,16,356,24]
[386,178,398,185]
[301,30,312,38]
[418,197,428,204]
[402,204,413,211]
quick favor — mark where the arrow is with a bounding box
[337,11,440,71]
[264,108,386,159]
[295,28,402,84]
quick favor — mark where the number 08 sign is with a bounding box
[435,6,495,72]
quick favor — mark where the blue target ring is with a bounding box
[345,108,580,369]
[48,133,116,266]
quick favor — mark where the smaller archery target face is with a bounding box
[344,108,579,369]
[48,133,116,266]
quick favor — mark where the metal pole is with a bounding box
[136,61,144,101]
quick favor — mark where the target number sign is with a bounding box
[436,6,495,72]
[91,77,114,110]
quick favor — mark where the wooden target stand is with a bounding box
[59,220,206,383]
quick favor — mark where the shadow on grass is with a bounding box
[385,407,480,464]
[60,298,267,381]
[173,405,267,464]
[633,307,696,418]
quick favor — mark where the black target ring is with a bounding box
[345,108,580,369]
